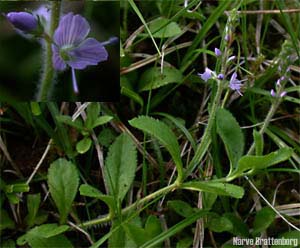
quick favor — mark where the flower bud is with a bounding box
[6,12,38,32]
[214,48,222,57]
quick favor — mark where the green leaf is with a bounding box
[145,215,162,240]
[139,67,183,92]
[155,112,196,151]
[47,159,79,224]
[252,207,276,236]
[181,181,244,199]
[149,17,182,38]
[86,102,100,130]
[98,128,116,148]
[167,200,195,218]
[176,237,193,248]
[79,184,115,212]
[140,210,209,248]
[56,115,83,130]
[207,214,233,233]
[216,108,244,170]
[25,193,41,227]
[129,116,183,181]
[124,223,148,246]
[17,230,72,248]
[17,224,70,246]
[223,213,249,237]
[104,133,137,203]
[253,130,264,156]
[233,147,293,177]
[91,116,113,129]
[0,209,15,231]
[76,137,92,154]
[30,102,41,116]
[121,86,144,107]
[272,230,300,248]
[5,183,29,193]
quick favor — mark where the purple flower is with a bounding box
[270,89,276,97]
[52,13,108,93]
[229,72,243,95]
[224,34,230,42]
[6,12,38,32]
[52,13,108,71]
[217,73,224,80]
[198,67,213,82]
[214,48,222,57]
[280,91,287,98]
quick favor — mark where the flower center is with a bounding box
[59,45,74,62]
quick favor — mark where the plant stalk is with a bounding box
[36,1,61,101]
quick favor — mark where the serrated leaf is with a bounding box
[216,108,244,171]
[181,181,244,199]
[167,200,195,218]
[91,116,113,129]
[104,133,137,203]
[233,147,293,177]
[253,207,276,236]
[139,67,183,91]
[149,17,182,38]
[25,193,41,227]
[76,137,92,154]
[79,184,115,212]
[47,159,79,224]
[129,116,183,180]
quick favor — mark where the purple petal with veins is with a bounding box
[198,67,213,82]
[67,38,108,70]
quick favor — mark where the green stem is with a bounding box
[36,1,61,101]
[247,99,281,155]
[185,81,223,178]
[79,183,177,228]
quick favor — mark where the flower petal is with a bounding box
[52,45,67,71]
[66,38,108,70]
[53,13,90,46]
[6,12,37,32]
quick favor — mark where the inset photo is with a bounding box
[0,1,120,101]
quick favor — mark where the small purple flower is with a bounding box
[6,12,38,32]
[224,34,230,42]
[214,48,222,57]
[229,72,243,96]
[52,13,108,93]
[276,79,281,86]
[217,73,224,80]
[270,89,276,97]
[198,67,213,82]
[227,56,236,63]
[280,91,287,98]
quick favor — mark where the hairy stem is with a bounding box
[36,1,61,101]
[79,183,177,228]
